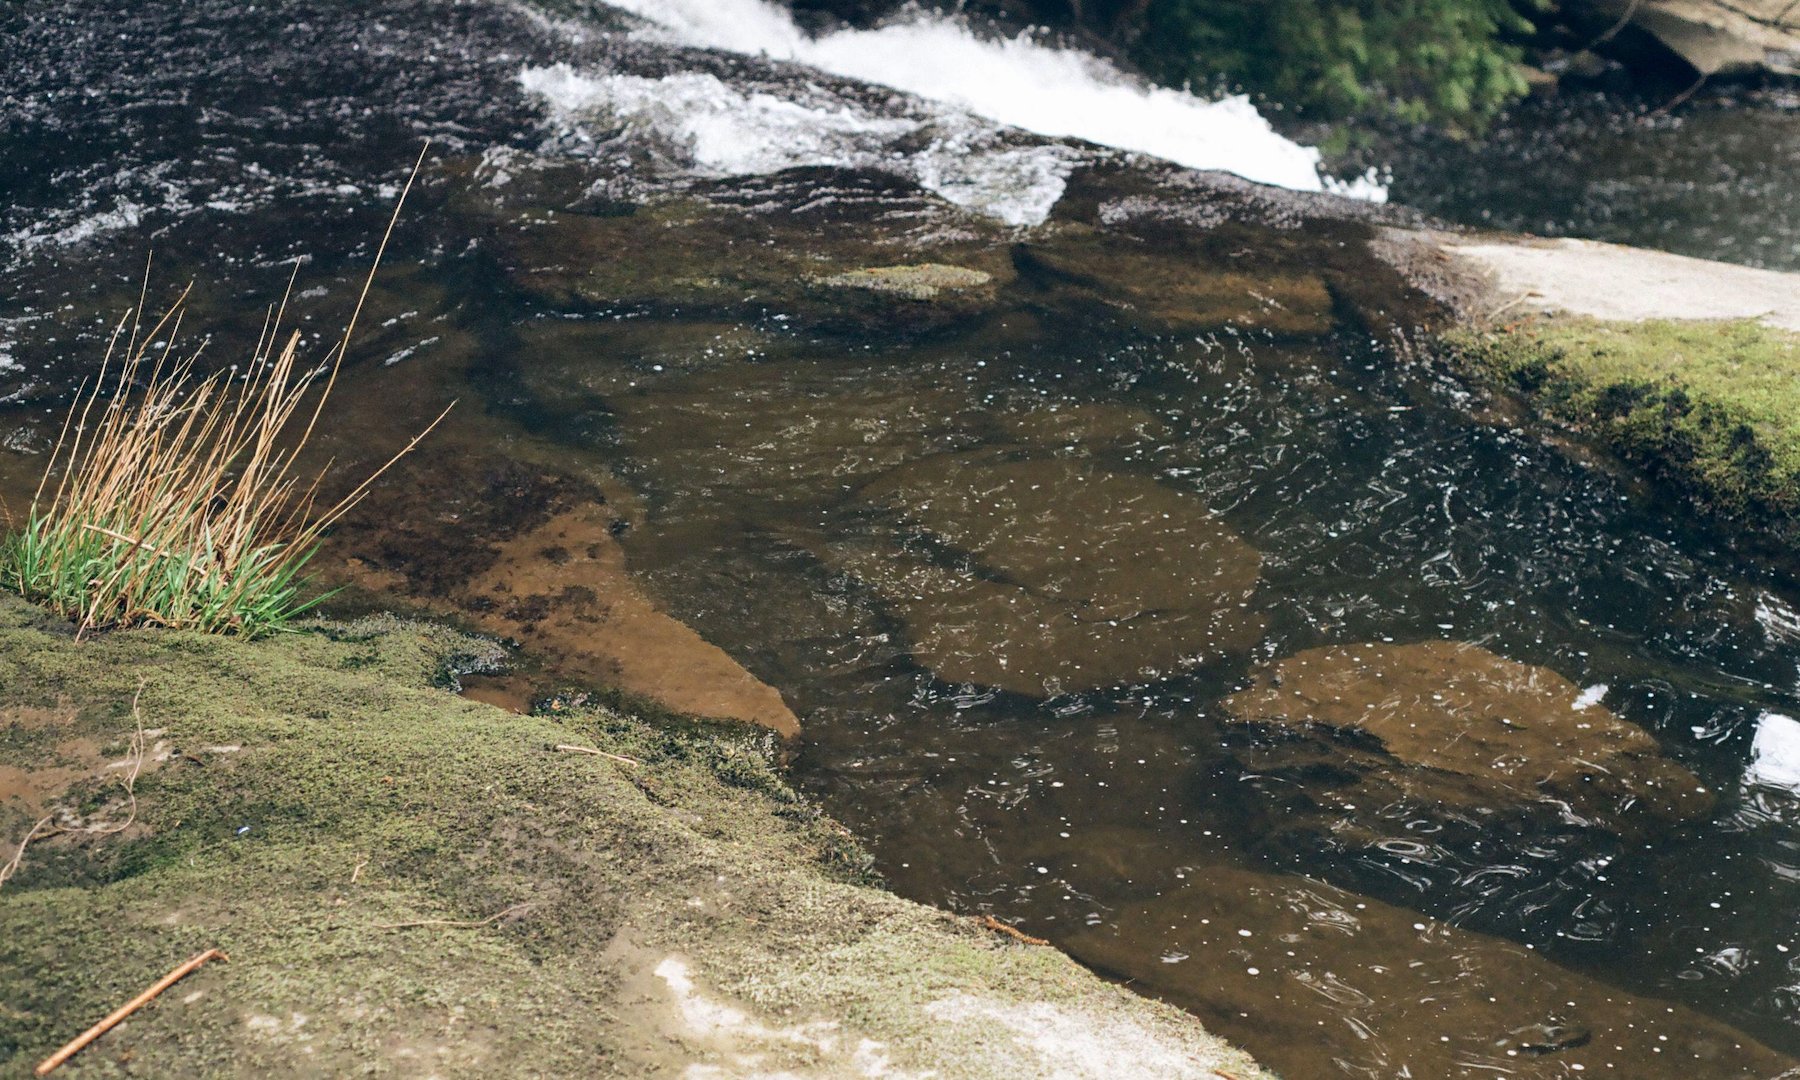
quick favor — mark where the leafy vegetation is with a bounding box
[1130,0,1547,128]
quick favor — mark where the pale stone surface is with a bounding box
[1589,0,1800,75]
[1445,236,1800,332]
[818,263,996,300]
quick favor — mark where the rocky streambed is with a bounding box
[4,1,1800,1078]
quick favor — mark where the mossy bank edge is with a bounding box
[0,593,1269,1078]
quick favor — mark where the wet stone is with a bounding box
[1220,640,1713,834]
[1012,225,1335,337]
[816,263,995,301]
[1059,864,1797,1080]
[823,454,1263,695]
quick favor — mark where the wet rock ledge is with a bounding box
[1420,234,1800,565]
[0,593,1268,1079]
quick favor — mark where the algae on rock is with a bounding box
[0,594,1268,1078]
[1445,318,1800,539]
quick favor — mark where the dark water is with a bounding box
[1381,89,1800,271]
[6,3,1800,1078]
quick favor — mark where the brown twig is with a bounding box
[35,948,227,1075]
[350,855,369,884]
[1485,289,1541,321]
[977,914,1050,947]
[373,902,532,931]
[1650,72,1708,117]
[554,744,642,767]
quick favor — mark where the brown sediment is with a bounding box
[1060,862,1796,1080]
[1,701,105,829]
[1222,640,1713,834]
[823,453,1265,695]
[456,506,800,737]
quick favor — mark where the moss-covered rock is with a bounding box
[1445,317,1800,543]
[0,594,1267,1078]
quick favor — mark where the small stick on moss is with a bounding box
[374,902,532,931]
[977,914,1050,947]
[554,743,642,767]
[35,948,227,1076]
[350,855,369,884]
[1486,290,1540,321]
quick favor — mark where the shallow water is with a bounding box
[5,3,1800,1077]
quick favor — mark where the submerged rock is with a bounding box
[1013,226,1336,336]
[817,262,995,301]
[828,454,1263,695]
[1059,863,1795,1080]
[1221,640,1712,832]
[996,402,1171,452]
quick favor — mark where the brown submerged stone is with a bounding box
[1221,640,1712,831]
[831,454,1264,695]
[1060,864,1795,1080]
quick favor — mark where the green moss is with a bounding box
[1446,318,1800,529]
[0,594,1266,1078]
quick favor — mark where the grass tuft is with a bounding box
[0,152,447,637]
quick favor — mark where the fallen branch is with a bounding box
[554,743,642,767]
[36,948,227,1076]
[374,901,532,931]
[977,914,1050,947]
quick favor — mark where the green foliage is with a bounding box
[2,507,322,639]
[1134,0,1546,128]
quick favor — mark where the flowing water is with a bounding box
[5,2,1800,1077]
[1382,88,1800,271]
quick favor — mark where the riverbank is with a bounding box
[1425,233,1800,560]
[0,593,1271,1078]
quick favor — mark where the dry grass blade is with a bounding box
[0,145,448,637]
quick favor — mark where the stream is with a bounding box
[4,2,1800,1077]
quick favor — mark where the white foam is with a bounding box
[590,0,1383,200]
[518,65,1075,225]
[1748,711,1800,793]
[1572,683,1609,710]
[1756,592,1800,643]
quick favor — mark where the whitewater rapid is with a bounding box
[519,0,1382,227]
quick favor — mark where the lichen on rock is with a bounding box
[817,262,995,301]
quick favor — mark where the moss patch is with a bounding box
[0,594,1267,1078]
[1446,317,1800,532]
